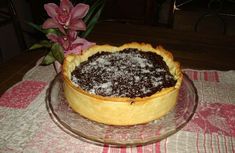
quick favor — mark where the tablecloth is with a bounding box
[0,62,234,153]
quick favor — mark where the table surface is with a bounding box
[0,60,235,152]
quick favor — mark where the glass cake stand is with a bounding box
[46,74,198,146]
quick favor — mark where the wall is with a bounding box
[0,0,34,63]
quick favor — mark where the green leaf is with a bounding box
[81,1,105,38]
[27,22,62,35]
[29,44,44,50]
[29,40,52,50]
[41,43,64,65]
[51,43,64,64]
[41,51,56,65]
[27,22,44,33]
[83,0,104,24]
[39,40,52,48]
[44,28,62,35]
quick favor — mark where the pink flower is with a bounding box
[42,0,89,33]
[47,30,95,55]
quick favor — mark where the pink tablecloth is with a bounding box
[0,63,234,153]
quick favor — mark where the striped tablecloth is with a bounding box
[0,63,234,153]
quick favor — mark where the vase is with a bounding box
[53,61,61,74]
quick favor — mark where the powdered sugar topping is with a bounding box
[71,48,176,98]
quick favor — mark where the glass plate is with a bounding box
[46,74,198,146]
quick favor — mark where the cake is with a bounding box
[62,42,183,125]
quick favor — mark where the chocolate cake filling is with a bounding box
[71,48,176,98]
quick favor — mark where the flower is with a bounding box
[42,0,95,55]
[29,0,105,65]
[42,0,89,34]
[47,30,95,55]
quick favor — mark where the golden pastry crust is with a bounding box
[62,42,183,125]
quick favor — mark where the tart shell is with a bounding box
[62,42,183,125]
